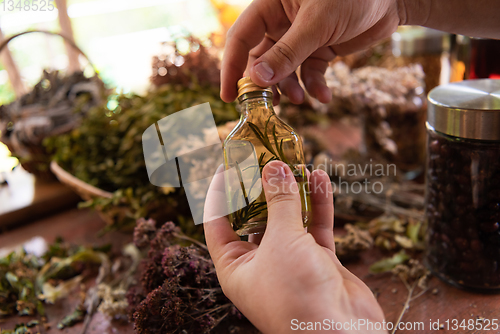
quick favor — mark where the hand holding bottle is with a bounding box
[221,0,500,105]
[224,77,310,236]
[220,0,402,104]
[203,161,386,334]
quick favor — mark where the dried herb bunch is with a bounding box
[0,237,107,328]
[323,62,427,171]
[128,219,242,334]
[45,84,238,230]
[367,215,425,252]
[0,251,44,318]
[44,33,238,229]
[0,70,106,178]
[151,35,221,88]
[334,224,373,261]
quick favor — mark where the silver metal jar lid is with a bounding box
[427,79,500,140]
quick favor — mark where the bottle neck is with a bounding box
[238,91,275,120]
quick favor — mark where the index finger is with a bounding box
[221,0,280,102]
[307,169,335,251]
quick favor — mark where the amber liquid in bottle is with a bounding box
[223,78,311,236]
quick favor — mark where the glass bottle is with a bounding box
[223,77,311,236]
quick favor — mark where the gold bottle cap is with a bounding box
[237,76,272,99]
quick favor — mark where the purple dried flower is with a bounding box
[128,221,244,334]
[133,218,157,249]
[150,221,181,251]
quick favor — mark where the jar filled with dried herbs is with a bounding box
[223,77,311,236]
[359,65,427,177]
[391,26,450,94]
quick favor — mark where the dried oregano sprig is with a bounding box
[127,219,243,334]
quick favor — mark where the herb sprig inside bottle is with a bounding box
[223,77,311,236]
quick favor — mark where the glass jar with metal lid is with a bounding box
[392,26,450,94]
[425,79,500,290]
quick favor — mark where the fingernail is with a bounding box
[254,62,274,81]
[215,164,224,174]
[315,169,328,177]
[265,165,286,184]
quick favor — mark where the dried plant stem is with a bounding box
[197,303,232,318]
[206,307,232,332]
[173,232,208,250]
[410,287,429,302]
[352,192,424,220]
[391,277,429,334]
[391,279,416,334]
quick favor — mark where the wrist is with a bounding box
[273,299,362,334]
[286,313,387,334]
[256,290,386,334]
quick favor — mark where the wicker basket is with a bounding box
[50,161,112,201]
[50,161,185,228]
[49,160,122,225]
[0,30,104,180]
[51,160,141,228]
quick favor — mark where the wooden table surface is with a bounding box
[1,208,499,333]
[0,172,80,231]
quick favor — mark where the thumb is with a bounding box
[249,8,322,86]
[261,161,303,234]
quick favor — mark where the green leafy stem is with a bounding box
[247,114,292,167]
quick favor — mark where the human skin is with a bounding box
[220,0,500,104]
[203,161,386,334]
